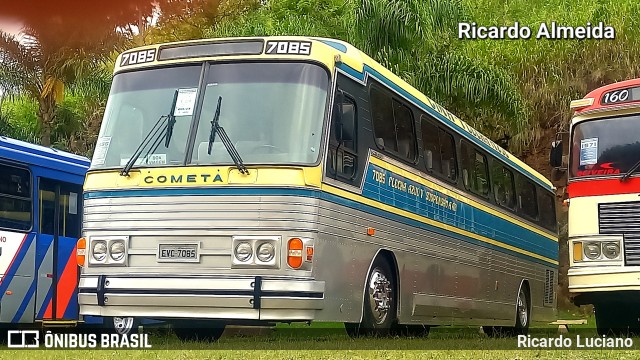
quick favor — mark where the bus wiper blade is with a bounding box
[207,96,249,175]
[120,90,179,177]
[164,90,179,147]
[621,159,640,182]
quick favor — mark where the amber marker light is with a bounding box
[287,238,304,269]
[77,237,87,267]
[573,242,583,262]
[367,227,375,236]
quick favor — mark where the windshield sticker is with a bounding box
[174,88,198,117]
[580,138,598,166]
[93,137,111,165]
[120,154,167,166]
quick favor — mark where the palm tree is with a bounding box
[0,27,123,146]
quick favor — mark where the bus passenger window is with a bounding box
[393,100,416,161]
[0,165,31,231]
[421,118,441,172]
[439,129,457,181]
[460,141,489,196]
[491,162,516,209]
[517,176,538,219]
[538,191,557,232]
[370,87,396,152]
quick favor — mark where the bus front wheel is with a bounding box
[345,257,396,338]
[595,304,639,336]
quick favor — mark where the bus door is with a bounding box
[35,178,82,320]
[0,163,36,323]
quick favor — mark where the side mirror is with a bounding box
[550,140,563,168]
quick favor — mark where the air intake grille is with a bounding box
[599,201,640,265]
[544,269,555,306]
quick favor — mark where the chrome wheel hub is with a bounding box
[368,269,392,324]
[113,317,135,335]
[517,289,528,326]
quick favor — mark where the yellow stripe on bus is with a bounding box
[322,183,558,266]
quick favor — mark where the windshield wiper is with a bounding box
[621,159,640,182]
[207,96,249,175]
[120,90,179,177]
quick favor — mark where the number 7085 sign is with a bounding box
[265,41,312,55]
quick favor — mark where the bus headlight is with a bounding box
[92,241,107,262]
[584,242,601,260]
[602,242,620,259]
[234,242,253,262]
[256,242,275,262]
[109,241,126,262]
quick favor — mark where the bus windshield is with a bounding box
[570,114,640,178]
[91,62,329,169]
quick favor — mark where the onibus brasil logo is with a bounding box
[7,330,152,349]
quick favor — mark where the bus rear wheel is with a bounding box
[484,285,530,337]
[345,257,396,338]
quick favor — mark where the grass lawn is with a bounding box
[2,312,640,359]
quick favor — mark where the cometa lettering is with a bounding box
[144,173,224,184]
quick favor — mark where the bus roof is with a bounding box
[571,78,640,123]
[112,36,553,191]
[0,136,90,176]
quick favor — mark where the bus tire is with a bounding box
[173,320,226,342]
[345,257,396,338]
[484,284,530,338]
[107,317,138,335]
[594,304,639,336]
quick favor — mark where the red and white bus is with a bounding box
[551,78,640,335]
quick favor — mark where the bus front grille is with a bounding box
[599,201,640,265]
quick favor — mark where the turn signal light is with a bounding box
[77,237,87,267]
[287,238,304,269]
[573,242,583,262]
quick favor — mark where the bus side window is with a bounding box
[538,191,557,232]
[460,141,490,196]
[491,161,516,209]
[517,175,538,219]
[0,164,32,231]
[328,90,358,180]
[421,116,457,182]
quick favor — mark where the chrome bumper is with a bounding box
[78,275,324,321]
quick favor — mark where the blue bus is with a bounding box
[0,136,135,334]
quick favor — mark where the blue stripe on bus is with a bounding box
[84,187,557,267]
[336,63,553,192]
[363,164,557,260]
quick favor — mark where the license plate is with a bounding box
[157,244,199,262]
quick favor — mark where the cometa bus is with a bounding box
[78,36,558,340]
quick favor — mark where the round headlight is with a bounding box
[110,241,126,261]
[257,243,275,262]
[584,242,602,260]
[235,242,252,262]
[603,242,620,259]
[92,241,107,262]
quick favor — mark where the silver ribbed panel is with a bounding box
[599,201,640,265]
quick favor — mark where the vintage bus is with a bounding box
[78,36,558,340]
[0,136,135,336]
[552,78,640,335]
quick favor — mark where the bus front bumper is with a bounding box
[569,266,640,304]
[78,275,325,321]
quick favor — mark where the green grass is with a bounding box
[4,317,640,358]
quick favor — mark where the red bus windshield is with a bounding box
[570,114,640,179]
